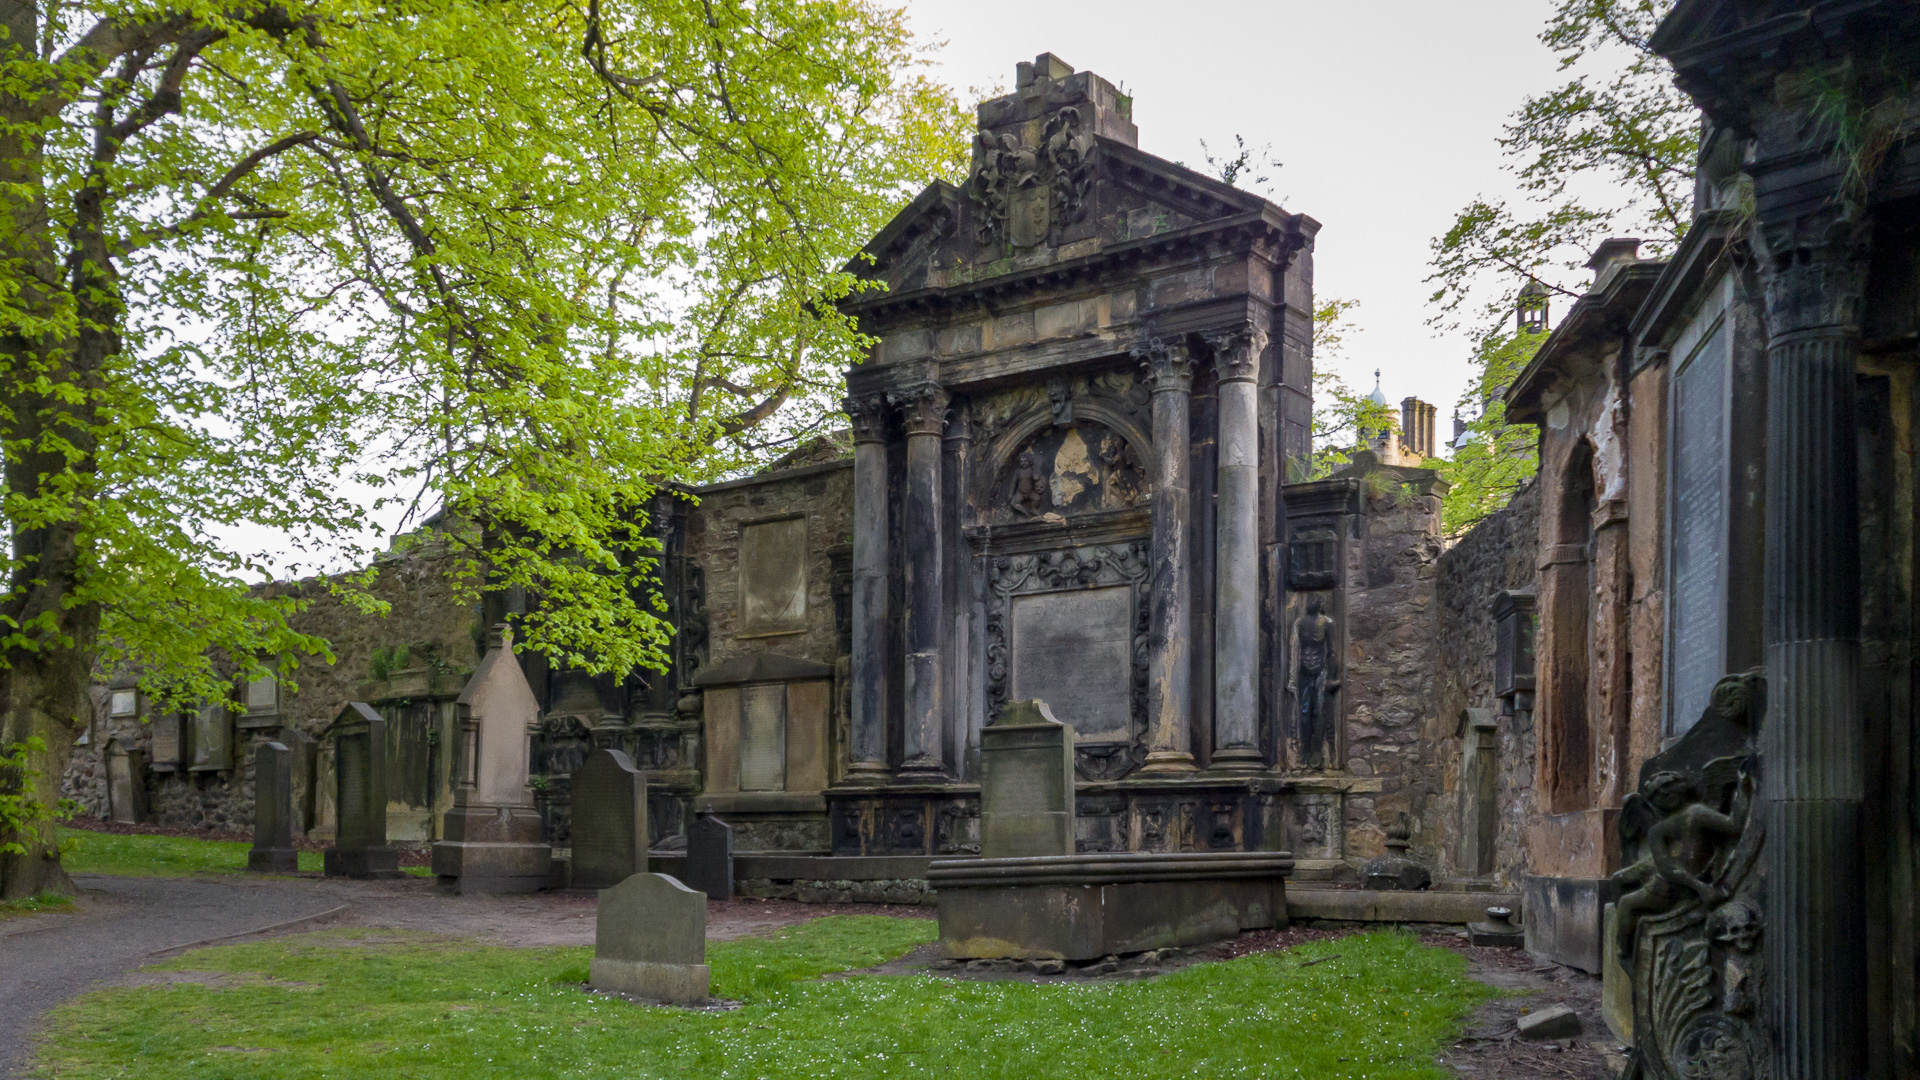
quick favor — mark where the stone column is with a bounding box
[1207,326,1263,770]
[1756,209,1869,1080]
[893,382,950,778]
[1137,338,1196,773]
[844,394,892,782]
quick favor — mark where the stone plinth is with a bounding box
[931,851,1292,960]
[979,700,1074,859]
[431,627,552,894]
[571,749,650,890]
[248,741,298,873]
[324,702,402,879]
[589,873,710,1005]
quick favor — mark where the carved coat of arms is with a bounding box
[967,106,1096,249]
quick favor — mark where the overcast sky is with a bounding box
[902,0,1585,422]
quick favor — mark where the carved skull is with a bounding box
[1709,900,1763,953]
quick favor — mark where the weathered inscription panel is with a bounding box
[1009,586,1131,741]
[739,516,809,636]
[738,684,787,791]
[1669,320,1729,735]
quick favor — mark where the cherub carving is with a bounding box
[1011,448,1049,518]
[1611,760,1753,961]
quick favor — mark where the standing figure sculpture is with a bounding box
[1287,597,1340,768]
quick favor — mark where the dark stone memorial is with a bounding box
[247,740,298,873]
[978,700,1074,858]
[685,810,734,900]
[323,702,402,879]
[571,748,649,890]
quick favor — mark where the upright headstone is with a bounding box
[685,810,734,900]
[248,741,298,873]
[323,702,402,879]
[431,626,552,893]
[284,728,316,837]
[978,699,1076,859]
[572,748,649,890]
[589,873,710,1005]
[103,736,146,825]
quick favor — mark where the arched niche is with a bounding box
[983,400,1153,523]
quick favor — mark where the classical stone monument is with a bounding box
[431,627,552,893]
[589,873,711,1006]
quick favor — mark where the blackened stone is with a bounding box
[686,810,734,900]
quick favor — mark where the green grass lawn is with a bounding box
[0,891,74,920]
[33,917,1493,1080]
[58,827,433,878]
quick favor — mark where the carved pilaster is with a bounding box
[845,391,892,782]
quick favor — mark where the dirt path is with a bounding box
[0,871,926,1078]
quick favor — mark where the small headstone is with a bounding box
[588,873,710,1005]
[1516,1003,1583,1040]
[323,702,402,879]
[103,737,145,825]
[571,748,649,890]
[432,626,553,893]
[978,699,1075,859]
[248,741,298,873]
[685,810,734,900]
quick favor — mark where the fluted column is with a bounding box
[844,394,892,782]
[1207,325,1263,770]
[893,383,949,778]
[1137,338,1196,773]
[1757,208,1868,1080]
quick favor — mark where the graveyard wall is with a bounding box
[62,537,479,833]
[1433,479,1541,888]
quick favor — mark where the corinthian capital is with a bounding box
[843,393,890,443]
[888,383,950,437]
[1132,337,1195,394]
[1755,205,1871,339]
[1203,324,1264,383]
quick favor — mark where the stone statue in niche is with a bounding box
[1287,597,1340,768]
[1011,448,1050,518]
[1615,670,1767,1080]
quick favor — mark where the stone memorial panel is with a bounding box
[739,516,808,636]
[189,701,231,772]
[104,737,144,825]
[249,741,298,873]
[686,810,734,900]
[978,699,1075,858]
[738,684,786,791]
[571,748,649,890]
[589,873,710,1005]
[1008,586,1131,741]
[149,712,184,771]
[1669,320,1729,735]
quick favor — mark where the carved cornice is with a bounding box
[1203,324,1263,383]
[843,393,890,444]
[1132,338,1195,394]
[1754,205,1871,339]
[889,383,950,437]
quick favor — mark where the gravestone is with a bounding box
[248,741,298,873]
[978,699,1075,859]
[284,729,316,836]
[323,702,402,879]
[432,626,553,893]
[685,810,734,900]
[571,748,649,890]
[103,736,146,825]
[588,873,710,1005]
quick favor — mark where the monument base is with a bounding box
[324,846,402,879]
[432,804,551,894]
[588,958,711,1005]
[931,851,1293,960]
[247,847,298,874]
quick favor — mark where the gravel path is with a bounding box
[0,872,927,1077]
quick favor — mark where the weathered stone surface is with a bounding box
[589,873,710,1005]
[1516,1003,1582,1040]
[571,749,649,890]
[324,703,401,879]
[685,811,734,900]
[978,700,1075,859]
[103,737,145,826]
[248,741,297,873]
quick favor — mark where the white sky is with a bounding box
[902,0,1582,421]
